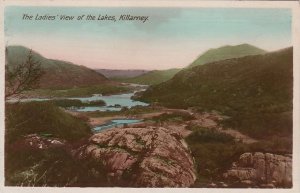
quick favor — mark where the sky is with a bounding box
[5,6,292,70]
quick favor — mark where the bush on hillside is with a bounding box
[150,112,195,123]
[5,101,92,143]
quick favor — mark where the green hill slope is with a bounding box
[95,69,150,79]
[117,68,181,85]
[6,101,92,143]
[188,44,266,68]
[138,47,293,138]
[6,46,108,89]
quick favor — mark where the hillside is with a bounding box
[96,69,150,79]
[138,47,293,138]
[118,68,181,85]
[6,46,108,89]
[188,44,266,68]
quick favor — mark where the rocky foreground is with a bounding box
[9,126,292,188]
[10,127,197,187]
[223,152,292,188]
[74,127,197,187]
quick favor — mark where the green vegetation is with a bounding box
[5,147,110,187]
[6,45,108,89]
[187,126,234,143]
[84,100,106,106]
[49,99,84,107]
[139,48,293,139]
[185,125,292,186]
[83,105,157,118]
[221,111,292,139]
[121,105,158,116]
[96,69,150,79]
[43,99,106,108]
[185,126,243,185]
[5,102,92,143]
[188,44,266,68]
[149,112,195,123]
[5,101,116,186]
[25,84,130,98]
[83,110,121,118]
[116,68,181,85]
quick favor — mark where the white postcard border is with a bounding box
[0,1,299,193]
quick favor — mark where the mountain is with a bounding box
[6,46,108,89]
[138,47,293,138]
[95,69,150,79]
[187,44,267,68]
[118,68,181,85]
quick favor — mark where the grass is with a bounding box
[6,45,108,89]
[188,43,266,68]
[139,48,293,139]
[116,68,181,85]
[5,147,110,187]
[5,101,92,143]
[149,112,195,123]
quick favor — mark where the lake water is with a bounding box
[71,92,148,112]
[93,119,142,132]
[8,91,148,112]
[8,85,148,132]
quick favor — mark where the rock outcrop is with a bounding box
[223,152,292,188]
[74,127,197,187]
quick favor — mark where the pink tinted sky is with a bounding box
[5,7,292,70]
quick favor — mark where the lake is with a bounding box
[70,92,148,112]
[7,91,149,112]
[7,85,148,132]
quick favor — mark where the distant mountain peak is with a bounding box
[188,43,267,68]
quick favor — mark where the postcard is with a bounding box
[1,0,300,193]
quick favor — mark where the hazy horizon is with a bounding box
[5,7,291,70]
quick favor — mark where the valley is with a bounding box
[5,44,293,188]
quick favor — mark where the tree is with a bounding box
[5,48,44,100]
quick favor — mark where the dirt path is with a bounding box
[88,112,165,126]
[89,116,127,126]
[86,109,183,127]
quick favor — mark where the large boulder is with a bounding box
[223,152,292,188]
[74,127,197,187]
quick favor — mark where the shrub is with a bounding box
[186,127,234,144]
[150,112,195,123]
[50,99,84,107]
[185,127,245,184]
[84,100,106,106]
[46,99,106,108]
[5,101,92,143]
[5,147,110,187]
